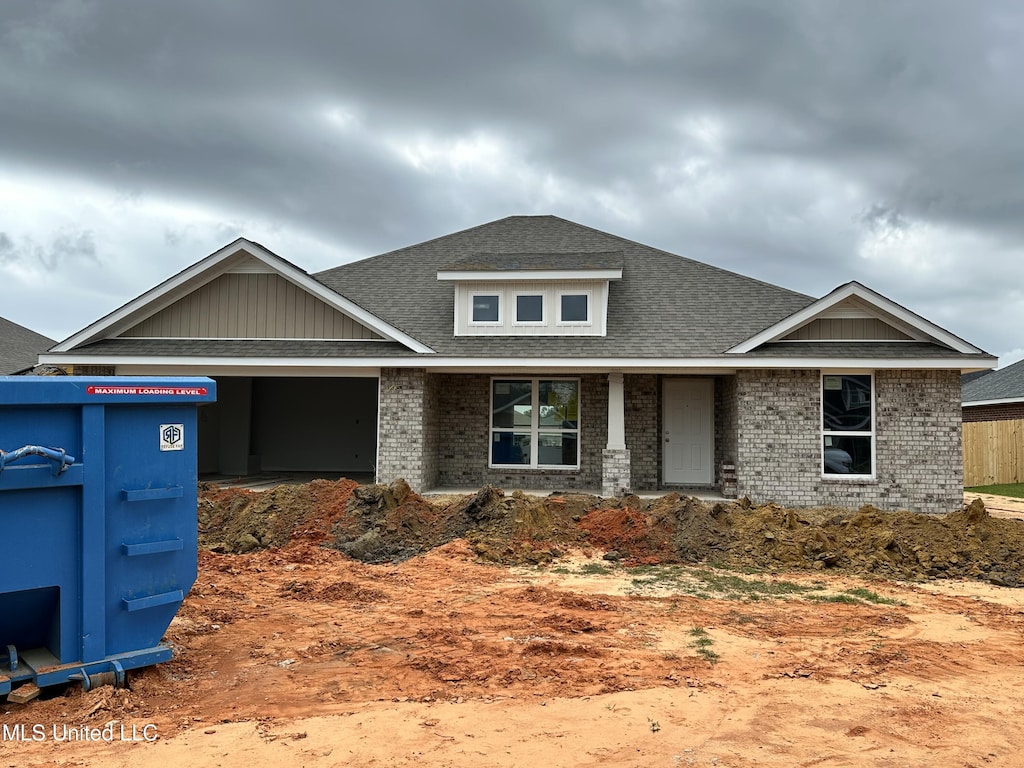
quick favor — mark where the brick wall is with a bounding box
[963,402,1024,422]
[435,373,606,490]
[734,369,963,514]
[625,374,658,491]
[715,375,739,488]
[377,368,438,490]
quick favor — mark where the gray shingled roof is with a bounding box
[316,215,817,358]
[72,339,412,358]
[0,315,55,374]
[440,251,624,272]
[963,358,1024,403]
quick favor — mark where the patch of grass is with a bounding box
[688,627,719,665]
[842,587,904,606]
[578,562,614,575]
[966,483,1024,498]
[628,565,816,601]
[807,593,862,604]
[549,566,572,575]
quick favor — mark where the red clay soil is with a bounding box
[197,479,1024,585]
[8,534,1024,767]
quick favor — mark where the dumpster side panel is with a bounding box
[104,405,201,656]
[0,487,81,660]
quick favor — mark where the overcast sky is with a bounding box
[1,1,1022,365]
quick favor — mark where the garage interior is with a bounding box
[197,376,378,479]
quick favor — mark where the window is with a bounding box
[515,294,544,324]
[822,374,873,476]
[491,378,580,468]
[558,292,590,324]
[471,294,500,324]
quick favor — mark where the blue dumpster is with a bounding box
[0,376,216,695]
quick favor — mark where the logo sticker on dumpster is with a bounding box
[159,424,184,451]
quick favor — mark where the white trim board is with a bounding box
[437,268,622,281]
[40,353,995,372]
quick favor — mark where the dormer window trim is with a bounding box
[469,293,502,326]
[556,289,592,326]
[513,292,546,326]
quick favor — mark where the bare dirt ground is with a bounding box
[6,485,1024,767]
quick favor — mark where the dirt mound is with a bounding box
[197,481,1024,585]
[198,478,360,552]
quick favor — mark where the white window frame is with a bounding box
[821,372,876,480]
[512,292,546,326]
[469,292,502,326]
[490,377,581,470]
[556,290,592,326]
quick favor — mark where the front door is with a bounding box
[663,378,714,485]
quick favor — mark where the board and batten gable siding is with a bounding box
[782,317,913,341]
[454,280,609,336]
[121,273,383,339]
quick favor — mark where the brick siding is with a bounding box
[963,402,1024,422]
[625,374,658,491]
[377,368,438,490]
[435,373,607,490]
[734,369,962,514]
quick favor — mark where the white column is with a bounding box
[607,372,626,450]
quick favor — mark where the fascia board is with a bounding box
[727,282,985,355]
[52,239,434,355]
[40,353,995,371]
[436,269,622,281]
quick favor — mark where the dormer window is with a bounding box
[438,251,622,337]
[515,294,544,324]
[558,292,590,324]
[471,294,501,324]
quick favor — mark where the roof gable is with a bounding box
[728,282,986,356]
[52,238,432,354]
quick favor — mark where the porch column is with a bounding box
[602,372,631,496]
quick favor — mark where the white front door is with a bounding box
[663,378,714,485]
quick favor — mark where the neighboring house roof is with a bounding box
[42,215,996,371]
[963,358,1024,405]
[0,315,55,374]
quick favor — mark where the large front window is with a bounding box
[822,373,873,476]
[491,378,580,468]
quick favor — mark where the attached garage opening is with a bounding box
[198,376,378,479]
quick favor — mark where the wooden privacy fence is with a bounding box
[963,419,1024,486]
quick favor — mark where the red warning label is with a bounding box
[86,386,209,396]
